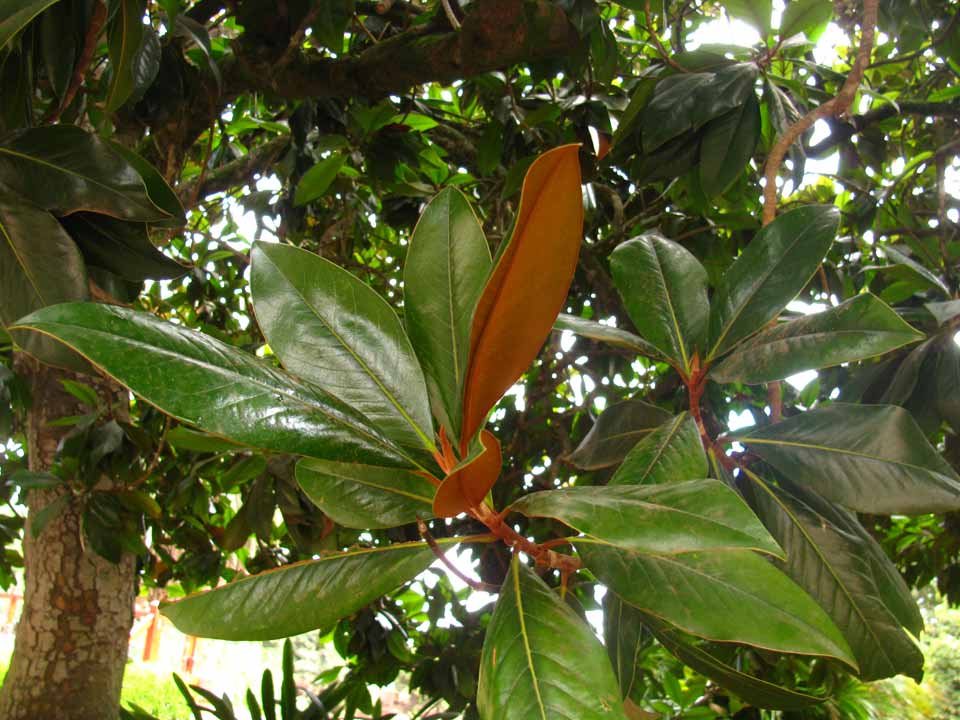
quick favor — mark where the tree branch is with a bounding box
[761,0,880,226]
[806,98,960,157]
[177,135,289,206]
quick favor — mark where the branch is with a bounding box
[807,98,960,157]
[44,1,107,124]
[761,0,880,226]
[228,0,579,100]
[177,135,289,206]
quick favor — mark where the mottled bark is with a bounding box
[0,357,136,720]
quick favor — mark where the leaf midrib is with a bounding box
[513,561,548,720]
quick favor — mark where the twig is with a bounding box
[45,1,107,124]
[132,417,170,488]
[761,0,880,226]
[276,2,325,74]
[418,519,498,591]
[440,0,461,30]
[644,0,686,72]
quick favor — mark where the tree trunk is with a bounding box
[0,356,136,720]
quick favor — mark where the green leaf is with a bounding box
[0,195,89,368]
[722,0,772,35]
[404,187,491,440]
[62,213,185,282]
[710,293,924,384]
[293,153,346,207]
[611,413,707,486]
[161,539,440,640]
[296,458,435,529]
[882,245,951,298]
[171,14,222,92]
[511,480,783,557]
[780,0,833,40]
[742,471,924,681]
[643,614,824,710]
[708,205,839,360]
[10,469,62,490]
[603,592,651,702]
[60,379,99,407]
[734,403,960,514]
[566,398,671,470]
[31,492,70,538]
[166,426,246,453]
[554,314,667,362]
[13,303,420,469]
[610,233,709,373]
[105,142,186,227]
[39,0,76,99]
[578,542,856,667]
[699,93,760,198]
[250,242,434,453]
[477,555,627,720]
[0,0,61,50]
[105,0,146,112]
[0,126,169,221]
[641,64,758,153]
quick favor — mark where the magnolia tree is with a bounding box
[1,0,959,718]
[16,141,960,718]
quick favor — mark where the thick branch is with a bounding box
[177,136,289,206]
[761,0,880,225]
[228,0,579,100]
[807,98,960,157]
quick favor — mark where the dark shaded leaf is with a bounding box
[699,93,760,198]
[554,313,667,362]
[566,399,671,470]
[611,413,707,486]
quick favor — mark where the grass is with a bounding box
[121,663,195,720]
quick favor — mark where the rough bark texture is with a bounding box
[0,357,136,720]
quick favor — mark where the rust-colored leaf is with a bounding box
[433,430,502,517]
[460,144,583,450]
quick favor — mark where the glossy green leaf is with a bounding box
[172,14,221,91]
[161,539,442,640]
[293,153,346,207]
[0,195,88,367]
[0,126,169,221]
[611,413,707,486]
[566,398,671,470]
[62,213,184,282]
[603,592,651,702]
[780,0,833,40]
[723,0,772,35]
[0,0,61,50]
[250,242,433,453]
[643,614,823,710]
[641,63,758,153]
[764,77,805,186]
[882,245,951,298]
[710,293,924,384]
[554,314,667,362]
[296,458,435,529]
[477,555,627,720]
[404,187,491,439]
[734,403,960,514]
[105,0,146,112]
[743,471,923,681]
[699,93,760,198]
[512,480,783,557]
[937,342,960,431]
[610,233,709,372]
[708,205,839,360]
[106,141,186,226]
[13,303,420,469]
[578,542,856,667]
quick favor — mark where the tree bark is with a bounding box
[0,357,136,720]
